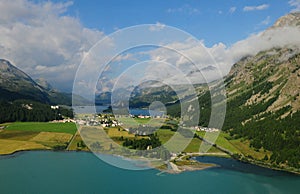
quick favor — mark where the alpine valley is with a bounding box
[97,13,300,173]
[1,12,300,174]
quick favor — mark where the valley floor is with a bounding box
[0,121,298,175]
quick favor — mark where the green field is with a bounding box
[133,118,151,124]
[79,126,122,152]
[0,130,73,154]
[0,139,49,154]
[196,131,241,154]
[106,127,136,138]
[5,122,77,134]
[67,133,89,151]
[156,129,175,144]
[117,117,165,128]
[229,139,271,159]
[195,130,271,159]
[0,130,39,141]
[0,121,270,160]
[156,129,224,153]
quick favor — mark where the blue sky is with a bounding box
[63,0,291,46]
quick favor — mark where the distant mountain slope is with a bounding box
[0,59,91,106]
[35,78,54,91]
[0,59,49,103]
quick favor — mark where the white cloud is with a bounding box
[243,4,269,12]
[289,0,300,12]
[87,19,300,94]
[260,16,271,25]
[0,0,104,91]
[229,27,300,59]
[149,22,166,31]
[142,26,300,85]
[167,5,200,15]
[142,39,227,84]
[229,7,237,14]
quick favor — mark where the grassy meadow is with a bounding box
[5,122,77,134]
[0,120,271,161]
[0,122,77,154]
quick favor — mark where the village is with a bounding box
[49,105,219,133]
[193,126,220,132]
[51,109,219,133]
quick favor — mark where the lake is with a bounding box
[73,106,164,116]
[73,106,109,114]
[0,151,299,194]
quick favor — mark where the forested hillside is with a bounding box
[166,13,300,170]
[0,99,73,123]
[0,59,76,123]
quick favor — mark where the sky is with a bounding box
[0,0,300,93]
[60,0,292,46]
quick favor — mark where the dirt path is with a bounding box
[66,130,79,150]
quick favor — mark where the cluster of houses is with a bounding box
[194,126,219,132]
[75,114,122,127]
[51,118,75,123]
[135,115,151,119]
[50,105,59,110]
[129,114,165,119]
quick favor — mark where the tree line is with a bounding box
[0,99,73,123]
[122,133,161,150]
[231,108,300,168]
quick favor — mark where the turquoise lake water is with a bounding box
[73,106,164,116]
[0,151,299,194]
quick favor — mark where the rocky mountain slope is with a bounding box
[0,59,49,102]
[271,12,300,28]
[221,46,300,170]
[0,59,90,105]
[226,47,300,117]
[225,12,300,121]
[218,13,300,170]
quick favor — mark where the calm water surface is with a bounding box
[0,151,299,194]
[72,106,109,114]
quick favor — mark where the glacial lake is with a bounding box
[0,151,299,194]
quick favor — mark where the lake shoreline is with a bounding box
[1,149,299,175]
[1,151,299,194]
[237,156,300,175]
